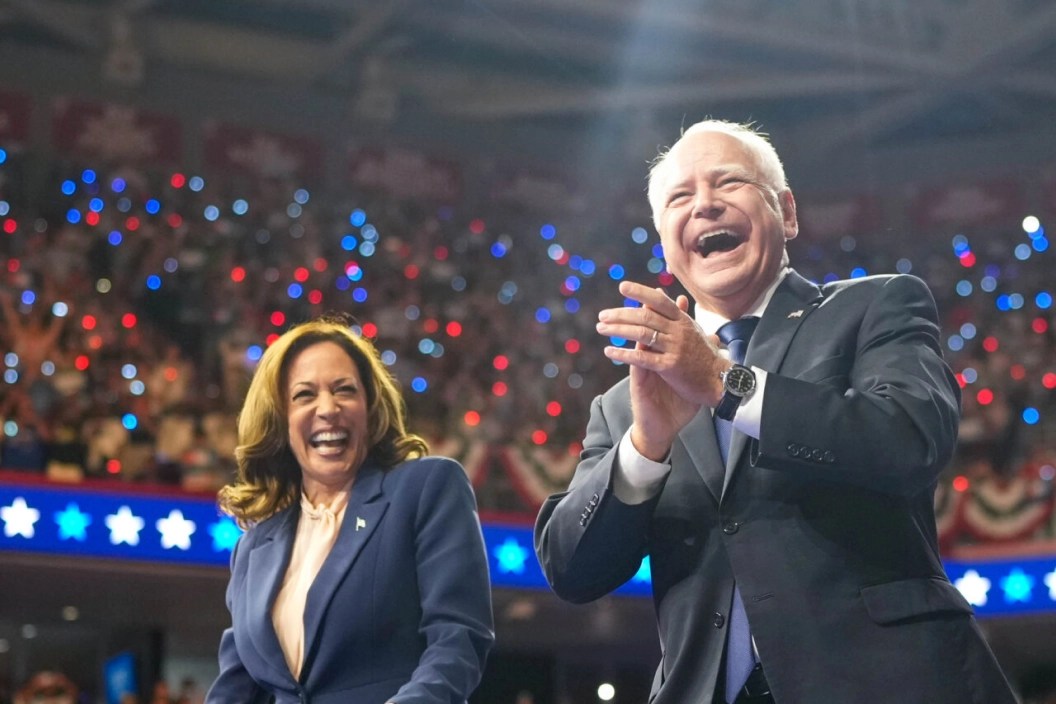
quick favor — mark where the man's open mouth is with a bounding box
[694,231,743,257]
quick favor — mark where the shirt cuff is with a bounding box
[612,429,671,505]
[731,367,766,439]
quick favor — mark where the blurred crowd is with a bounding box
[0,149,1053,530]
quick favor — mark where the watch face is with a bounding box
[725,366,756,395]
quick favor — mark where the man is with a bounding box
[534,120,1017,704]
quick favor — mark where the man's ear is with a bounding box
[780,190,799,241]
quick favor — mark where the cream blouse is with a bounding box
[271,491,349,679]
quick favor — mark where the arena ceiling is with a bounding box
[2,0,1056,166]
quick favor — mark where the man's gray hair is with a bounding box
[646,120,789,229]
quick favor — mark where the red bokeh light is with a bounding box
[1033,317,1049,334]
[423,319,439,334]
[564,339,581,354]
[446,321,462,337]
[958,252,976,267]
[85,211,100,227]
[308,289,323,305]
[952,475,969,492]
[163,367,179,382]
[361,322,378,338]
[125,216,140,231]
[170,173,186,188]
[404,264,420,280]
[231,267,246,283]
[1042,373,1056,390]
[469,219,486,235]
[121,313,137,329]
[464,411,481,427]
[270,311,286,327]
[492,382,508,397]
[106,459,122,475]
[266,333,280,346]
[546,401,562,417]
[658,272,675,286]
[294,267,309,282]
[493,355,509,371]
[976,388,994,405]
[434,246,449,261]
[982,336,999,353]
[1010,364,1026,380]
[532,430,548,445]
[3,219,17,234]
[313,258,328,272]
[81,315,97,331]
[167,213,183,228]
[74,355,90,371]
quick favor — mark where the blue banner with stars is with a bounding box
[0,482,242,565]
[1,480,1052,612]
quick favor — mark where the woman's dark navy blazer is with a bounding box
[207,457,494,704]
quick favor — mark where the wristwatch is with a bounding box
[715,364,756,421]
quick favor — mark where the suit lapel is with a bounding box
[677,408,724,504]
[300,463,389,679]
[245,504,299,682]
[722,271,824,496]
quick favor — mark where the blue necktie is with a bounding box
[715,317,759,704]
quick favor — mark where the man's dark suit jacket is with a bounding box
[207,457,494,704]
[535,271,1017,704]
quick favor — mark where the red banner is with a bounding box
[798,195,883,240]
[908,179,1025,230]
[0,90,31,148]
[489,167,585,214]
[51,97,182,164]
[347,146,462,203]
[1040,167,1056,221]
[202,122,323,181]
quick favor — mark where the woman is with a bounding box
[206,317,494,704]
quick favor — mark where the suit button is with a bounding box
[824,450,836,463]
[786,442,799,455]
[579,517,588,526]
[713,612,725,628]
[812,448,824,461]
[723,522,739,535]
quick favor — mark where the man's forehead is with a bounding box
[663,140,758,187]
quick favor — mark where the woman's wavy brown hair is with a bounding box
[218,316,428,526]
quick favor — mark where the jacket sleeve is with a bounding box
[534,390,661,604]
[205,537,270,704]
[754,274,961,495]
[389,460,495,703]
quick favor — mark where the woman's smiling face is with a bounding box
[285,340,369,499]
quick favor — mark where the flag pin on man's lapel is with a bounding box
[355,517,366,531]
[788,309,804,318]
